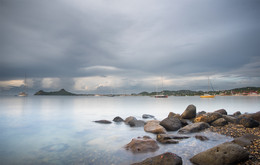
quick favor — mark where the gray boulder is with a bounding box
[125,116,137,124]
[168,112,176,118]
[144,120,166,134]
[181,104,196,119]
[132,152,182,165]
[160,117,182,131]
[142,114,155,119]
[129,120,146,127]
[211,118,228,126]
[94,120,112,124]
[232,134,260,147]
[233,111,241,117]
[190,142,249,165]
[178,122,210,134]
[222,115,237,123]
[113,116,124,122]
[125,136,159,153]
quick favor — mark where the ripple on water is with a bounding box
[41,143,69,152]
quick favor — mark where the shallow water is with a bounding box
[0,96,259,164]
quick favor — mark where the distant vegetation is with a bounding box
[34,89,76,96]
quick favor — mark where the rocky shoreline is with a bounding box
[94,105,260,165]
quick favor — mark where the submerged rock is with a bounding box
[94,120,112,124]
[125,116,137,124]
[160,117,182,131]
[125,136,159,153]
[157,134,189,144]
[142,114,155,119]
[113,116,124,122]
[129,120,146,127]
[132,152,182,165]
[178,122,210,134]
[144,120,166,134]
[190,142,249,165]
[195,135,209,141]
[181,104,196,119]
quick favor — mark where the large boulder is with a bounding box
[132,152,182,165]
[233,111,241,117]
[178,122,210,134]
[214,109,227,115]
[211,118,228,127]
[144,120,166,134]
[194,112,222,124]
[168,112,176,118]
[222,115,237,123]
[237,117,259,128]
[125,136,159,153]
[190,142,249,165]
[181,104,196,119]
[251,111,260,122]
[232,134,260,147]
[113,116,124,122]
[157,134,189,144]
[160,117,182,131]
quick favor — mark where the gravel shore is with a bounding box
[210,123,260,165]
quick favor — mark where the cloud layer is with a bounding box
[1,0,260,93]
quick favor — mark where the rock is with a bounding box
[214,109,227,115]
[195,135,209,141]
[233,111,241,117]
[94,120,112,124]
[144,120,166,134]
[197,111,206,117]
[142,114,155,119]
[194,112,222,124]
[173,114,181,119]
[211,118,228,127]
[222,115,237,123]
[190,142,249,165]
[178,122,210,134]
[251,111,260,122]
[237,117,259,128]
[125,116,137,124]
[129,120,146,127]
[180,119,189,127]
[125,136,159,153]
[157,134,189,144]
[160,117,182,131]
[168,112,176,118]
[181,104,196,119]
[132,152,183,165]
[113,116,124,122]
[232,134,260,147]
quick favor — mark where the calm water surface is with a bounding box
[0,96,259,165]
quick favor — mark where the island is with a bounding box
[34,89,76,96]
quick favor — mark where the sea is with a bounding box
[0,96,259,165]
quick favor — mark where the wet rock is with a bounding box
[125,116,137,124]
[157,134,189,144]
[144,120,166,134]
[125,136,159,153]
[168,112,176,118]
[160,117,182,131]
[233,111,241,117]
[194,112,222,124]
[251,111,260,122]
[237,117,259,128]
[232,134,260,147]
[178,122,210,134]
[180,119,189,127]
[132,152,183,165]
[94,120,112,124]
[195,135,209,141]
[142,114,155,119]
[113,116,124,122]
[173,114,181,119]
[211,118,228,127]
[190,142,249,165]
[222,115,237,123]
[214,109,227,115]
[129,120,146,127]
[181,104,196,119]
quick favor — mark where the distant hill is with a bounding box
[34,89,76,96]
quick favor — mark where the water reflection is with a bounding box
[0,96,259,165]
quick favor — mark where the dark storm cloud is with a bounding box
[1,0,260,92]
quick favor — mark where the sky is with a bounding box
[1,0,260,94]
